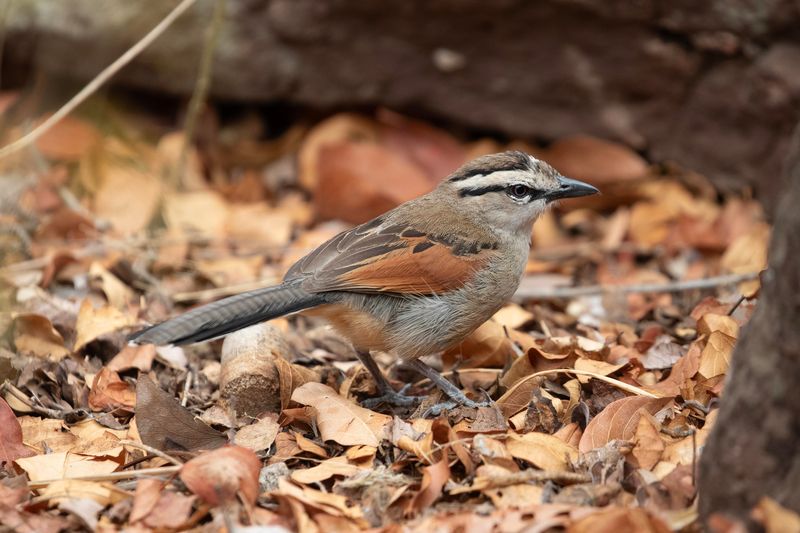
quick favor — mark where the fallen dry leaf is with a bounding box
[234,414,280,452]
[569,506,670,533]
[163,190,229,238]
[579,396,672,453]
[698,331,736,379]
[181,445,262,506]
[130,478,196,529]
[35,115,100,161]
[0,398,35,466]
[315,141,432,224]
[543,135,647,185]
[107,344,156,372]
[93,162,161,235]
[696,313,740,338]
[134,374,226,452]
[409,457,450,514]
[506,431,579,472]
[74,299,136,352]
[298,112,379,191]
[443,318,517,369]
[291,382,391,447]
[630,413,664,470]
[15,451,119,482]
[291,456,366,485]
[12,313,70,361]
[88,262,136,311]
[89,367,136,411]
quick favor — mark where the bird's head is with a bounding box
[442,150,599,236]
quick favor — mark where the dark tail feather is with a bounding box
[129,283,324,346]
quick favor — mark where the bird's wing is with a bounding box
[284,215,497,295]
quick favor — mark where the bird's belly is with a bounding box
[305,303,392,352]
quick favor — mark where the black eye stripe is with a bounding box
[458,184,507,197]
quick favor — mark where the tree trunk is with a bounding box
[698,126,800,527]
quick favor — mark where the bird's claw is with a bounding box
[362,388,422,408]
[423,396,493,417]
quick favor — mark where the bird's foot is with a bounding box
[423,389,493,417]
[362,384,423,408]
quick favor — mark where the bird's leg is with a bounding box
[406,359,493,415]
[356,350,422,408]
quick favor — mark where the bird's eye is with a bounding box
[507,184,531,199]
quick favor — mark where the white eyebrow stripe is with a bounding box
[453,170,526,191]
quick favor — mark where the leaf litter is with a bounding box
[0,96,780,531]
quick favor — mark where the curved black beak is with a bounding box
[546,175,600,203]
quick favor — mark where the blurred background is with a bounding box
[4,0,800,206]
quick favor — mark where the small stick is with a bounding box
[514,272,759,300]
[451,470,591,494]
[524,369,659,398]
[119,439,184,466]
[173,0,227,186]
[180,369,194,407]
[27,465,182,489]
[0,0,198,160]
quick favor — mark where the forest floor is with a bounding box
[0,94,778,532]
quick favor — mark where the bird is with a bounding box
[130,150,598,412]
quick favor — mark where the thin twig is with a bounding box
[27,465,182,489]
[514,272,759,300]
[180,369,193,407]
[523,369,660,398]
[120,439,184,466]
[2,381,65,419]
[450,470,591,494]
[0,0,198,160]
[173,0,226,186]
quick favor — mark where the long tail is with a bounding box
[129,283,325,346]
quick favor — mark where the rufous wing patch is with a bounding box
[324,241,489,294]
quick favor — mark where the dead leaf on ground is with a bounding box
[291,456,367,485]
[543,135,647,186]
[12,313,70,361]
[15,451,120,483]
[181,445,262,506]
[107,344,156,372]
[88,368,136,411]
[0,398,35,466]
[130,478,196,529]
[291,382,391,447]
[298,113,379,191]
[93,162,161,235]
[315,142,432,224]
[74,299,136,352]
[443,318,517,369]
[408,457,450,515]
[579,396,672,453]
[376,108,465,181]
[630,413,665,470]
[163,190,229,238]
[698,331,736,379]
[234,414,280,452]
[35,115,100,161]
[134,374,226,452]
[506,431,579,471]
[569,506,670,533]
